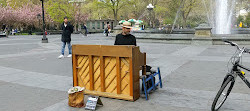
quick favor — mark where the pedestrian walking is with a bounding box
[107,24,111,35]
[104,24,110,37]
[58,17,74,59]
[82,24,88,36]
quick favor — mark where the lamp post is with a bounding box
[40,0,48,43]
[147,4,154,28]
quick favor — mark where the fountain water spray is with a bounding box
[215,0,236,34]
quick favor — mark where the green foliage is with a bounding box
[83,0,112,20]
[46,0,73,24]
[154,5,167,17]
[121,0,147,19]
[96,0,132,24]
[245,12,250,27]
[164,18,174,25]
[237,15,244,24]
[2,0,248,29]
[4,0,40,8]
[0,0,7,6]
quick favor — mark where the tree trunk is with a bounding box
[182,11,187,28]
[181,8,190,29]
[114,11,118,26]
[153,11,156,28]
[114,14,118,26]
[183,18,187,28]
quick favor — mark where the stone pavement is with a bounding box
[0,34,250,111]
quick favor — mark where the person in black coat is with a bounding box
[58,17,74,59]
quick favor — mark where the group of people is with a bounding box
[58,17,136,59]
[81,23,111,37]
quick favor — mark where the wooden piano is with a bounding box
[72,45,146,101]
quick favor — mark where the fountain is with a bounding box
[215,0,236,34]
[111,0,249,45]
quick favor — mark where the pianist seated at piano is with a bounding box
[114,21,136,46]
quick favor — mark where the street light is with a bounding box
[147,4,154,28]
[40,0,48,43]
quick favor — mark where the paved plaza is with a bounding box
[0,34,250,111]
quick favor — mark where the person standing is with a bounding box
[107,24,111,35]
[114,21,136,46]
[82,24,88,36]
[58,17,74,59]
[104,24,110,37]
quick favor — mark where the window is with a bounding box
[92,22,95,29]
[87,22,90,29]
[97,21,100,29]
[102,22,105,29]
